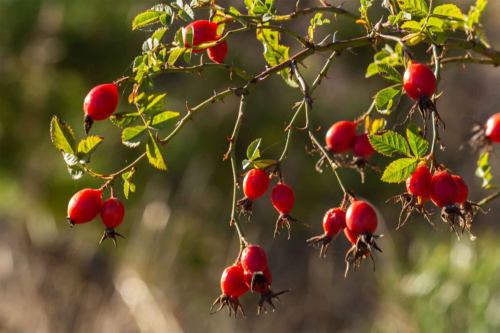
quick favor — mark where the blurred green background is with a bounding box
[0,0,499,332]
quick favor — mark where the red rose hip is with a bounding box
[485,113,500,143]
[452,175,469,205]
[243,169,270,200]
[403,62,437,101]
[271,184,295,215]
[67,188,103,227]
[429,171,459,208]
[207,39,228,64]
[352,133,374,159]
[241,245,268,273]
[325,121,357,153]
[323,208,346,237]
[83,83,119,134]
[406,165,432,197]
[345,200,378,237]
[99,197,126,246]
[183,20,218,53]
[221,265,246,297]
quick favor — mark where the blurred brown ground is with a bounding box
[0,0,499,332]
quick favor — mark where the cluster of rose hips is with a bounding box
[184,20,228,64]
[237,168,311,239]
[67,188,126,246]
[211,245,289,317]
[391,164,484,241]
[307,196,383,277]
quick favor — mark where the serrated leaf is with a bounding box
[375,87,402,114]
[368,131,411,157]
[124,180,137,199]
[174,27,184,45]
[133,56,144,72]
[160,13,174,28]
[251,159,277,169]
[401,20,421,31]
[149,111,180,130]
[140,93,167,115]
[366,62,379,78]
[432,4,464,21]
[132,11,163,30]
[50,116,76,154]
[246,138,262,160]
[424,25,446,44]
[242,159,252,170]
[406,123,428,158]
[110,112,140,127]
[371,118,387,134]
[146,135,167,170]
[77,136,104,163]
[397,0,428,16]
[476,152,497,188]
[381,158,418,183]
[185,26,194,48]
[183,48,192,64]
[122,126,147,148]
[377,64,403,83]
[152,28,167,42]
[63,152,80,166]
[420,17,444,28]
[178,5,195,21]
[122,168,136,181]
[168,48,185,66]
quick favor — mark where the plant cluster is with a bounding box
[50,0,500,318]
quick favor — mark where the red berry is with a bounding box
[345,201,378,238]
[241,245,268,273]
[323,208,346,237]
[67,189,103,226]
[403,62,437,100]
[244,267,272,293]
[100,198,125,229]
[221,265,246,297]
[485,113,500,143]
[183,20,218,53]
[452,175,469,204]
[344,227,358,245]
[406,165,432,197]
[207,39,228,64]
[243,169,270,200]
[84,84,119,121]
[418,193,431,205]
[271,184,295,215]
[352,133,374,159]
[325,121,357,153]
[429,171,460,208]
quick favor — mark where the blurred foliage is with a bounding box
[0,0,499,332]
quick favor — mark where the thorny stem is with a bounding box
[279,51,339,162]
[228,95,248,250]
[291,60,346,194]
[429,44,442,168]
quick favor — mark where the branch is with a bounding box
[439,56,496,65]
[477,191,500,207]
[429,44,442,164]
[273,5,359,22]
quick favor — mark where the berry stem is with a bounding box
[291,60,347,194]
[477,190,500,207]
[229,94,248,248]
[429,44,442,167]
[280,51,339,162]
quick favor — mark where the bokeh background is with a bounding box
[1,0,499,332]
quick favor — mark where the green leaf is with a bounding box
[375,87,402,114]
[368,131,411,157]
[149,111,180,130]
[397,0,428,16]
[242,159,252,170]
[366,62,379,78]
[124,180,137,199]
[377,63,403,83]
[230,6,241,15]
[432,4,464,21]
[174,27,184,45]
[381,158,418,183]
[251,159,277,169]
[122,126,147,148]
[67,164,85,180]
[146,135,167,170]
[152,28,167,42]
[420,17,444,28]
[50,116,76,154]
[476,152,498,188]
[178,4,195,21]
[110,112,140,127]
[168,48,185,66]
[77,136,104,163]
[424,25,446,44]
[183,48,192,64]
[467,0,487,27]
[140,93,167,115]
[401,20,421,31]
[133,56,144,72]
[132,11,163,30]
[406,123,428,158]
[246,138,261,160]
[185,26,194,48]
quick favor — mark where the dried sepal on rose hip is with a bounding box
[464,113,500,153]
[343,200,384,277]
[345,132,381,183]
[67,188,103,227]
[307,207,346,257]
[387,164,435,229]
[83,83,120,135]
[271,183,311,239]
[401,62,443,137]
[244,267,290,316]
[452,175,486,241]
[211,264,248,318]
[99,197,126,247]
[237,169,270,218]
